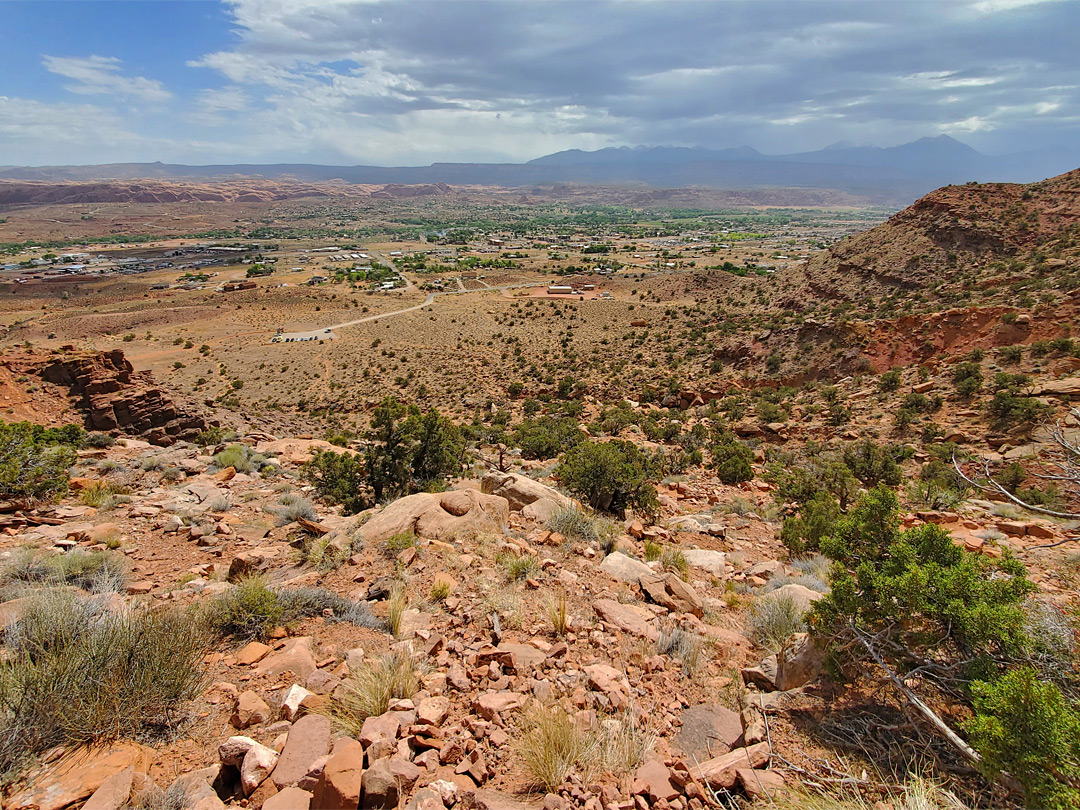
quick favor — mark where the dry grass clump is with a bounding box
[301,530,361,572]
[546,505,614,549]
[322,650,419,735]
[430,579,451,602]
[656,622,705,676]
[206,494,233,513]
[2,548,128,595]
[383,531,419,558]
[547,590,569,636]
[514,702,589,792]
[499,552,541,582]
[660,547,689,579]
[482,585,523,629]
[0,590,208,776]
[266,492,317,526]
[79,480,131,509]
[746,591,806,654]
[766,774,968,810]
[387,585,407,638]
[514,701,655,792]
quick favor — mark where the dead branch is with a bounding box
[952,453,1080,519]
[849,623,982,766]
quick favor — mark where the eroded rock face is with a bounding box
[36,349,206,445]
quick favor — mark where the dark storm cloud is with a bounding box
[189,0,1078,162]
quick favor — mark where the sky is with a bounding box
[0,0,1077,167]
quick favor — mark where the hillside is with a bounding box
[0,180,453,206]
[4,137,1078,205]
[793,167,1080,304]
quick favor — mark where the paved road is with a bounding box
[272,280,547,342]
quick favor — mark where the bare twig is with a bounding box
[849,623,981,766]
[953,454,1079,518]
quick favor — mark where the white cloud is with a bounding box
[42,55,172,103]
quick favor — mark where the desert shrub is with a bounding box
[0,420,78,502]
[643,540,662,561]
[781,491,841,554]
[207,576,284,640]
[987,390,1048,430]
[82,432,115,449]
[755,399,787,424]
[952,361,984,398]
[966,668,1080,810]
[747,591,806,654]
[998,345,1023,364]
[213,443,269,474]
[323,650,419,735]
[366,398,464,501]
[907,459,969,509]
[193,426,233,446]
[545,505,613,547]
[206,576,379,640]
[878,369,902,392]
[811,486,1052,792]
[555,440,659,516]
[841,439,902,487]
[266,492,317,526]
[513,415,585,460]
[775,454,858,509]
[303,449,368,514]
[710,430,754,484]
[0,591,207,776]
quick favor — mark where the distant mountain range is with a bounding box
[2,136,1076,205]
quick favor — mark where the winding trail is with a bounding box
[273,280,547,342]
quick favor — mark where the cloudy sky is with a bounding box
[0,0,1076,166]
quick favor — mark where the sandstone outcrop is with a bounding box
[35,349,206,445]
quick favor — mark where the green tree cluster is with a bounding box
[810,486,1079,808]
[0,420,83,501]
[303,397,464,513]
[555,439,659,516]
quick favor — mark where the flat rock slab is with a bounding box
[675,703,744,761]
[272,713,331,788]
[593,598,658,641]
[7,742,153,810]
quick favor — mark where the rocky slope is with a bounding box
[793,167,1080,302]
